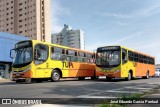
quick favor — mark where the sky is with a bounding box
[51,0,160,64]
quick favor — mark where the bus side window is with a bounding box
[128,51,134,61]
[66,50,71,62]
[87,53,94,63]
[34,44,48,65]
[122,49,127,64]
[66,50,77,62]
[78,52,86,62]
[51,47,65,61]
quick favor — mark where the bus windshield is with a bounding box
[12,41,33,67]
[13,47,33,65]
[96,46,120,67]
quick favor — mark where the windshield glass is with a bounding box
[13,47,33,65]
[96,47,120,67]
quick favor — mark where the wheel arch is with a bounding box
[147,70,149,75]
[129,69,133,77]
[52,68,62,78]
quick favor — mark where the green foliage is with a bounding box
[99,93,143,107]
[121,93,143,100]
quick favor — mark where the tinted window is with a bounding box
[66,50,77,62]
[34,44,48,65]
[51,47,65,61]
[87,53,94,63]
[78,52,86,62]
[122,49,127,64]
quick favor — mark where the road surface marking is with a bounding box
[106,90,142,94]
[77,95,118,98]
[76,83,157,99]
[125,87,152,90]
[148,82,160,85]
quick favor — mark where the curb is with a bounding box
[0,78,12,83]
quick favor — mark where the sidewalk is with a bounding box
[0,78,12,83]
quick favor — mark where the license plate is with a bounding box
[16,73,20,76]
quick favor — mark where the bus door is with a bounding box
[34,44,49,78]
[121,48,128,77]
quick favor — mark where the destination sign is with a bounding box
[15,41,32,49]
[97,46,120,52]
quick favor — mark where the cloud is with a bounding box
[86,32,142,51]
[51,0,70,33]
[86,30,160,64]
[99,4,160,19]
[113,32,142,44]
[137,43,160,64]
[97,4,160,25]
[86,41,113,51]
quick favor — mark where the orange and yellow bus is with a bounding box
[95,46,155,80]
[10,40,96,83]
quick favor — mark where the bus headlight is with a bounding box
[22,66,31,72]
[115,70,120,73]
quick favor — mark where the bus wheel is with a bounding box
[125,72,131,81]
[25,78,32,83]
[78,77,85,80]
[51,70,60,82]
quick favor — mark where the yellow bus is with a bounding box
[95,46,155,80]
[10,40,96,83]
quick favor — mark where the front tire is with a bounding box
[51,70,61,82]
[25,78,32,83]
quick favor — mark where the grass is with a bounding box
[98,93,143,107]
[121,93,143,100]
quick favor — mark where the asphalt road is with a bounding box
[0,77,160,107]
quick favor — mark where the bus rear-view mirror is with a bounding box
[10,49,15,59]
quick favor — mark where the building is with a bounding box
[0,0,51,42]
[0,32,29,79]
[52,24,85,50]
[156,64,160,69]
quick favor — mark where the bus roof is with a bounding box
[120,45,155,58]
[19,40,94,54]
[98,45,155,58]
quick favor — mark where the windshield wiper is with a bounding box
[19,48,27,57]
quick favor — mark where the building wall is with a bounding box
[43,0,51,42]
[79,30,85,50]
[156,64,160,69]
[51,25,85,50]
[0,0,51,42]
[0,32,29,79]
